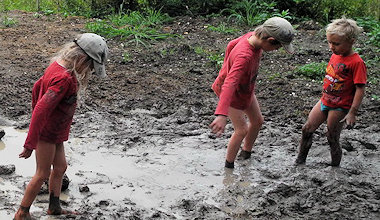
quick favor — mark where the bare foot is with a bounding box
[14,209,33,220]
[47,209,79,215]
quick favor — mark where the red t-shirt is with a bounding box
[24,61,78,150]
[321,53,367,109]
[212,32,262,116]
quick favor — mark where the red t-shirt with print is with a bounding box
[321,53,367,109]
[24,61,78,150]
[212,32,262,116]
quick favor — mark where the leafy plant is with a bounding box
[207,23,238,34]
[86,9,176,46]
[356,16,380,48]
[222,0,292,26]
[1,15,17,27]
[295,61,327,80]
[193,46,224,69]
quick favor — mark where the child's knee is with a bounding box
[235,127,248,138]
[52,163,67,176]
[302,123,315,136]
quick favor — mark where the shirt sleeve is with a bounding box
[214,55,250,116]
[353,60,367,85]
[24,76,70,150]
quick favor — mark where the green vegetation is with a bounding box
[1,15,17,28]
[207,23,238,34]
[222,0,292,26]
[356,16,380,48]
[86,9,176,46]
[295,62,328,80]
[194,46,224,69]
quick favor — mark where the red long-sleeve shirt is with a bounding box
[24,61,78,150]
[212,32,262,116]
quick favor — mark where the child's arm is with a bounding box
[341,84,365,128]
[210,115,227,137]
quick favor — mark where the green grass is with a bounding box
[207,23,238,34]
[295,61,328,80]
[222,0,292,26]
[86,9,177,46]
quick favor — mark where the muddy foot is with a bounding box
[47,209,79,216]
[238,150,251,160]
[225,160,234,169]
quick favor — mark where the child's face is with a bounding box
[326,33,354,56]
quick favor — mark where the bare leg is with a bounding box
[241,95,264,154]
[326,110,346,166]
[14,141,56,220]
[48,143,67,215]
[296,101,327,164]
[225,107,248,167]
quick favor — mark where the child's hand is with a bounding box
[19,148,33,159]
[340,112,356,129]
[210,115,227,137]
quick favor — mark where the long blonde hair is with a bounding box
[51,42,93,103]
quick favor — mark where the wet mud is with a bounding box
[0,11,379,219]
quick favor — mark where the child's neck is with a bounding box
[247,34,260,49]
[56,59,67,69]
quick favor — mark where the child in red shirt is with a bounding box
[210,17,295,168]
[14,33,109,220]
[295,18,366,166]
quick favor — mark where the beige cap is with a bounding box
[74,33,109,77]
[263,17,295,53]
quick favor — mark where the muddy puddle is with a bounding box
[1,112,379,219]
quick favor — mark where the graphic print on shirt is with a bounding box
[323,63,346,95]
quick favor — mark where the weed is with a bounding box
[207,23,238,34]
[193,46,223,69]
[295,62,327,80]
[356,16,380,48]
[122,52,132,63]
[1,15,17,28]
[222,0,292,26]
[371,94,380,101]
[86,9,176,47]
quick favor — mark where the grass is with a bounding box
[194,46,224,69]
[207,23,238,34]
[222,0,292,26]
[295,61,328,80]
[86,9,177,46]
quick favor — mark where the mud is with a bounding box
[0,11,379,219]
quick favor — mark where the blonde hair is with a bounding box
[326,18,363,41]
[51,42,93,103]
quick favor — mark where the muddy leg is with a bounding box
[326,110,346,166]
[14,206,32,220]
[295,101,327,165]
[295,128,313,164]
[47,193,62,215]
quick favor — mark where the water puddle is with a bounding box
[0,126,264,218]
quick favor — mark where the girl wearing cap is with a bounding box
[14,33,108,220]
[209,17,295,169]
